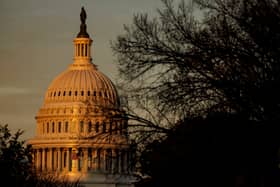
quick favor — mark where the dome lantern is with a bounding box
[73,7,93,66]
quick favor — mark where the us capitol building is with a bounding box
[28,7,135,187]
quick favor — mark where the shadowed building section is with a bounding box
[28,7,136,187]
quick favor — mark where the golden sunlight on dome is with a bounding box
[44,60,120,108]
[28,7,135,187]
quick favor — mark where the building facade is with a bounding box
[28,7,135,187]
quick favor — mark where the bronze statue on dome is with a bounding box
[80,7,87,24]
[77,6,89,38]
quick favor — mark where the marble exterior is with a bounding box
[28,8,136,187]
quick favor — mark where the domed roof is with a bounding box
[39,10,120,112]
[43,62,120,108]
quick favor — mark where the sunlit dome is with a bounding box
[28,8,135,187]
[44,62,120,108]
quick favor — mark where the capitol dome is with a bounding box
[44,60,120,108]
[28,8,135,186]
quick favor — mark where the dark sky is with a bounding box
[0,0,184,140]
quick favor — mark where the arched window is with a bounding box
[119,122,123,134]
[80,121,84,133]
[102,122,106,133]
[114,122,118,135]
[58,91,61,96]
[95,122,99,133]
[58,122,61,133]
[109,121,112,135]
[52,122,55,133]
[115,122,118,134]
[87,90,90,96]
[47,122,49,133]
[42,123,45,134]
[75,91,78,96]
[81,91,84,96]
[88,121,92,133]
[65,121,69,132]
[63,91,66,96]
[69,91,72,96]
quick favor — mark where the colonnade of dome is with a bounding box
[32,146,134,175]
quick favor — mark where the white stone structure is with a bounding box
[28,7,135,187]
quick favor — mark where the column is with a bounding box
[97,149,102,172]
[87,148,92,171]
[53,149,57,172]
[78,44,80,56]
[86,44,89,57]
[118,150,122,174]
[66,148,70,172]
[115,149,120,174]
[46,149,49,171]
[129,150,134,173]
[32,150,35,170]
[123,150,128,174]
[112,149,117,174]
[102,149,106,172]
[81,43,85,57]
[42,148,46,172]
[129,151,133,173]
[48,148,53,171]
[71,148,78,172]
[63,148,69,172]
[82,148,88,173]
[35,149,40,171]
[57,148,61,172]
[92,149,97,171]
[89,43,91,57]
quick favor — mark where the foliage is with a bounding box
[112,0,280,124]
[25,174,84,187]
[0,124,83,187]
[136,113,280,187]
[0,124,33,186]
[112,0,280,185]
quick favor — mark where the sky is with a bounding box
[0,0,178,140]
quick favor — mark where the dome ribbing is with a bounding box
[44,63,120,108]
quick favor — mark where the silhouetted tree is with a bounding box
[0,124,83,187]
[136,113,280,187]
[112,0,280,186]
[112,0,280,121]
[0,124,33,186]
